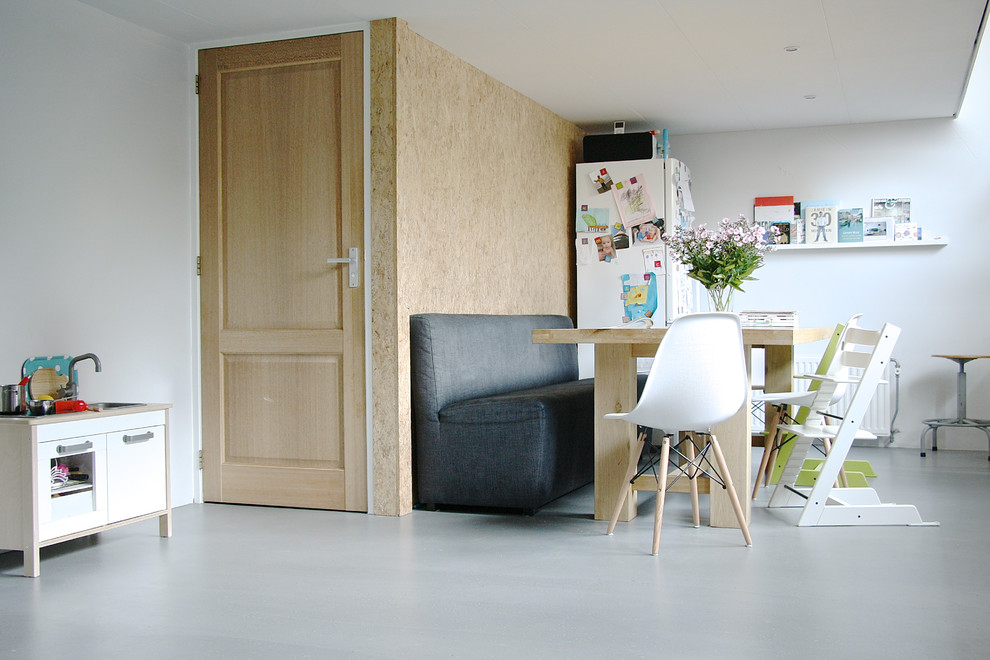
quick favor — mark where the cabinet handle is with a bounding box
[123,431,155,444]
[57,440,93,454]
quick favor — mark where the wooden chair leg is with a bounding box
[753,404,783,498]
[607,430,648,535]
[709,434,753,547]
[652,435,672,555]
[684,434,700,527]
[753,406,780,500]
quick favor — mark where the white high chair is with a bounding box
[767,318,935,526]
[751,314,862,498]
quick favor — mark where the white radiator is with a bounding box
[790,357,894,437]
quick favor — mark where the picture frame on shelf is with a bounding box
[864,217,894,242]
[871,198,911,224]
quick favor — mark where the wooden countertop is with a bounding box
[0,403,172,426]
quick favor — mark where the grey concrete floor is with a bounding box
[1,446,987,659]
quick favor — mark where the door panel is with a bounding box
[221,61,343,331]
[199,33,366,511]
[223,355,342,467]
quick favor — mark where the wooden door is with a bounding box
[198,33,366,511]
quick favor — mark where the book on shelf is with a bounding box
[802,200,840,245]
[739,311,798,327]
[771,221,791,244]
[837,207,864,243]
[754,196,795,231]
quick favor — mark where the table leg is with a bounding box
[712,343,793,527]
[594,344,639,522]
[711,389,751,528]
[764,344,795,393]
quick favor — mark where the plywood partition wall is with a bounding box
[370,18,585,515]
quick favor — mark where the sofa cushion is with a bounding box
[426,379,596,509]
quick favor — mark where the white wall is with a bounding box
[674,36,990,450]
[0,0,199,499]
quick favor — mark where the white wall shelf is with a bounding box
[773,238,948,251]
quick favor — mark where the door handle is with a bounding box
[327,247,360,288]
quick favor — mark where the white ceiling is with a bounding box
[76,0,988,135]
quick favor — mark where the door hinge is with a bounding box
[198,450,204,470]
[196,256,201,276]
[195,74,200,95]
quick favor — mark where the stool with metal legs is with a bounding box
[920,355,990,460]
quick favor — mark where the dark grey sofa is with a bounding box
[410,313,595,512]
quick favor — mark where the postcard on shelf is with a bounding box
[871,197,911,224]
[894,222,920,241]
[589,167,614,194]
[863,217,893,242]
[754,195,795,230]
[792,203,805,244]
[837,208,864,243]
[612,174,658,229]
[802,199,840,245]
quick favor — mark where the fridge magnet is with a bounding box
[612,174,658,229]
[589,167,614,194]
[576,205,610,233]
[575,234,598,265]
[633,219,662,244]
[611,222,630,249]
[594,234,617,262]
[620,273,658,323]
[642,247,664,272]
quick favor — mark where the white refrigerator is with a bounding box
[575,157,699,377]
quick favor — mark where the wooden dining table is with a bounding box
[532,325,833,528]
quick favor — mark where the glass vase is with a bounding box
[706,285,734,312]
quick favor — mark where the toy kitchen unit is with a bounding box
[0,353,171,577]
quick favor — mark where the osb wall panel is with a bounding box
[395,27,583,320]
[370,19,584,515]
[369,19,409,516]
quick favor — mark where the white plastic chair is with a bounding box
[604,312,752,554]
[751,314,862,497]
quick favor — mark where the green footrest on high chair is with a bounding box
[795,467,870,488]
[802,458,878,478]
